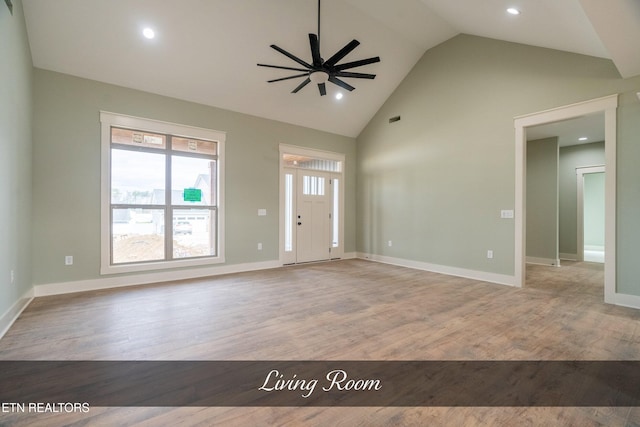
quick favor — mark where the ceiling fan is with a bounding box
[257,0,380,96]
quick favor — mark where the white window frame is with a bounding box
[100,111,225,274]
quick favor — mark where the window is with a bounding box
[100,112,225,274]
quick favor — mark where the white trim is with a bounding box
[526,256,560,266]
[357,253,517,287]
[0,288,34,339]
[99,111,226,275]
[34,260,281,297]
[609,292,640,310]
[514,95,618,305]
[576,165,605,262]
[560,253,578,261]
[603,105,617,304]
[279,144,346,162]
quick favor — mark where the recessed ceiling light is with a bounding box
[579,137,588,141]
[142,28,155,39]
[507,8,521,15]
[335,93,343,100]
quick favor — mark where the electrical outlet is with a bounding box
[257,243,263,251]
[10,270,15,284]
[65,255,73,266]
[487,250,494,259]
[388,240,393,247]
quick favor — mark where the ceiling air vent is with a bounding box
[389,116,401,124]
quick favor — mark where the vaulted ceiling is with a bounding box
[21,0,640,137]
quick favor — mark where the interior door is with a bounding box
[296,171,331,263]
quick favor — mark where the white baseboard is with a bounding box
[25,253,640,314]
[357,252,517,287]
[526,256,560,266]
[560,253,578,261]
[34,254,356,297]
[34,260,282,297]
[0,288,34,340]
[607,292,640,310]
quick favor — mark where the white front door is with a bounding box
[296,171,331,263]
[280,144,344,265]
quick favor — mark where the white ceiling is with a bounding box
[21,0,640,138]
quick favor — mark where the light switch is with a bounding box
[501,210,514,219]
[258,209,267,216]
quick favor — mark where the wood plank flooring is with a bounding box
[1,259,639,426]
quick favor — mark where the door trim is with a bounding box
[514,94,618,304]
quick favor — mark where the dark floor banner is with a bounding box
[1,361,639,407]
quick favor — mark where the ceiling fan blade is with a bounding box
[270,44,313,69]
[318,82,327,96]
[335,71,376,79]
[324,39,360,68]
[334,56,380,71]
[309,34,322,67]
[268,73,310,83]
[328,75,355,92]
[258,63,310,72]
[292,77,311,93]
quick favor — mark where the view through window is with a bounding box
[101,113,224,272]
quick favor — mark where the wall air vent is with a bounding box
[389,116,401,124]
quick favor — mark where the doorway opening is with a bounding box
[514,94,618,303]
[279,144,345,265]
[577,166,605,263]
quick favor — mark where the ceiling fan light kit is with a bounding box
[257,0,380,96]
[309,71,329,85]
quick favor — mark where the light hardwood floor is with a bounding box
[1,259,639,426]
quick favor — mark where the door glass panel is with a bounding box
[285,173,293,252]
[303,175,325,196]
[332,178,339,248]
[282,154,341,172]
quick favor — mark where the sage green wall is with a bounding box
[32,69,356,285]
[558,142,605,257]
[526,137,558,262]
[584,172,605,249]
[0,0,33,316]
[356,34,640,292]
